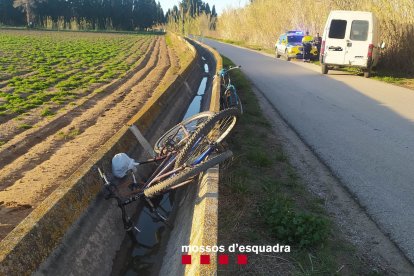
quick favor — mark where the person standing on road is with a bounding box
[302,31,313,62]
[314,32,322,59]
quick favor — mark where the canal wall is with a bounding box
[158,39,223,276]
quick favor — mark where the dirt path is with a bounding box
[0,36,177,240]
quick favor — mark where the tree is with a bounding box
[134,0,157,29]
[205,3,211,15]
[13,0,42,26]
[211,5,216,17]
[156,2,165,24]
[0,0,25,25]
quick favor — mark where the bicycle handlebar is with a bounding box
[228,65,242,71]
[217,65,242,77]
[98,167,110,186]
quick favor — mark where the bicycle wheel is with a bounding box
[235,92,243,114]
[144,150,233,198]
[154,111,214,154]
[175,108,239,167]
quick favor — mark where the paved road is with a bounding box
[203,38,414,262]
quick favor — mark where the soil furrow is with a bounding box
[0,37,160,190]
[130,35,171,99]
[0,38,158,170]
[0,36,174,241]
[0,38,148,125]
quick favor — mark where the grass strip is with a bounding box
[218,55,381,275]
[207,36,274,55]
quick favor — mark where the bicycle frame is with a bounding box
[142,140,218,190]
[218,66,243,114]
[219,65,241,87]
[154,111,214,155]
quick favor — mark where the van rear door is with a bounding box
[344,20,371,67]
[324,19,348,65]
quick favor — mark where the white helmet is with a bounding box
[111,153,139,178]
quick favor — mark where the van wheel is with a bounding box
[363,69,371,78]
[285,50,291,61]
[275,48,281,58]
[321,64,329,74]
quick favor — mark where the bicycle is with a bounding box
[217,66,243,114]
[98,108,239,237]
[153,111,214,155]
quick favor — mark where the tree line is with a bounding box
[0,0,166,30]
[165,0,218,35]
[165,0,217,21]
[0,0,217,31]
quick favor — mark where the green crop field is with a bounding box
[0,30,155,116]
[0,29,196,242]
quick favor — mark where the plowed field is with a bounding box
[0,30,190,240]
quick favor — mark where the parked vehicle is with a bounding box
[275,31,318,61]
[320,10,385,78]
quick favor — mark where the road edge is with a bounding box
[250,81,414,274]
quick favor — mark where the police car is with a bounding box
[275,31,318,61]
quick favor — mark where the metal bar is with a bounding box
[169,179,194,190]
[145,154,174,186]
[147,158,179,187]
[129,124,156,158]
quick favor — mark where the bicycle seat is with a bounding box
[112,153,139,178]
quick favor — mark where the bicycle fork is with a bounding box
[117,199,141,233]
[144,197,170,227]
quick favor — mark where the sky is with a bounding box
[158,0,249,15]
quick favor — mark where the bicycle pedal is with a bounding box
[151,212,168,223]
[151,216,163,223]
[103,189,112,200]
[128,182,140,191]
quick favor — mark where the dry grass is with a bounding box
[215,0,414,73]
[167,13,217,38]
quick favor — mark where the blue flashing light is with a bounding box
[287,30,304,35]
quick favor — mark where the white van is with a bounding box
[320,10,383,78]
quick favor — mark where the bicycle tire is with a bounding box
[143,150,233,198]
[154,111,214,154]
[175,108,239,167]
[235,92,243,114]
